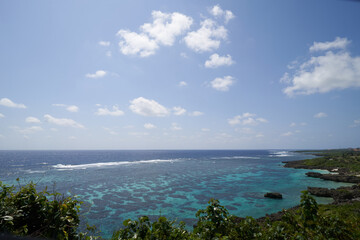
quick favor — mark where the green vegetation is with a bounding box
[1,180,360,239]
[298,149,360,173]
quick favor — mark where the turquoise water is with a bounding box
[0,150,353,238]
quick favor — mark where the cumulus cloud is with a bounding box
[314,112,327,118]
[141,11,193,46]
[117,11,192,57]
[189,111,204,117]
[25,117,41,124]
[173,106,186,116]
[209,5,235,24]
[99,41,110,46]
[210,76,235,91]
[44,114,84,128]
[144,123,156,129]
[282,37,360,96]
[85,70,107,79]
[14,126,43,135]
[309,37,350,52]
[178,81,188,87]
[53,104,79,113]
[129,97,169,117]
[171,123,182,131]
[95,106,124,116]
[184,19,227,52]
[205,54,234,68]
[228,113,268,126]
[0,98,26,109]
[350,119,360,128]
[282,131,293,137]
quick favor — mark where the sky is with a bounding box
[0,0,360,150]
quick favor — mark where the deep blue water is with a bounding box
[0,150,352,238]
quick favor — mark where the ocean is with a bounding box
[0,150,352,238]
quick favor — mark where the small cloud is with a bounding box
[256,133,264,138]
[0,98,26,109]
[95,106,124,116]
[85,70,107,79]
[106,51,112,57]
[309,37,350,52]
[282,131,293,137]
[144,123,156,129]
[204,54,234,68]
[180,52,188,58]
[290,122,296,127]
[300,122,307,126]
[189,111,204,117]
[0,113,4,118]
[350,119,360,128]
[314,112,327,118]
[53,104,79,113]
[184,19,227,52]
[11,126,43,135]
[44,114,84,128]
[173,106,187,116]
[69,136,77,140]
[201,128,210,132]
[25,117,41,124]
[103,127,118,135]
[178,81,188,87]
[209,5,235,24]
[129,97,169,117]
[99,41,110,47]
[228,113,267,126]
[210,76,235,91]
[171,123,182,131]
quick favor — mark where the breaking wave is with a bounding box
[53,159,181,170]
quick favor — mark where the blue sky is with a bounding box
[0,0,360,150]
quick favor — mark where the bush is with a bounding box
[0,179,82,239]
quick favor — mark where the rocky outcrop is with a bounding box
[264,192,283,199]
[308,185,360,203]
[305,171,360,183]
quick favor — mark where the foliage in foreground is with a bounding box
[1,181,360,240]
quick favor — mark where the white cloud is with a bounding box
[12,126,43,135]
[282,131,293,137]
[178,81,188,87]
[205,54,234,68]
[129,97,169,117]
[228,113,268,126]
[66,105,79,113]
[0,98,26,109]
[0,113,4,118]
[44,114,84,128]
[350,119,360,128]
[117,10,192,57]
[282,37,360,96]
[189,111,204,117]
[209,5,235,24]
[256,133,264,138]
[144,123,156,129]
[117,30,159,57]
[173,106,186,116]
[98,41,110,46]
[53,104,79,113]
[210,76,235,91]
[201,128,210,132]
[141,11,193,46]
[106,51,112,57]
[171,123,182,131]
[184,19,227,52]
[314,112,327,118]
[103,127,118,135]
[95,106,124,116]
[85,70,107,78]
[180,52,188,58]
[25,117,41,124]
[290,122,296,127]
[309,37,350,52]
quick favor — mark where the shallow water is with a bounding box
[0,150,352,238]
